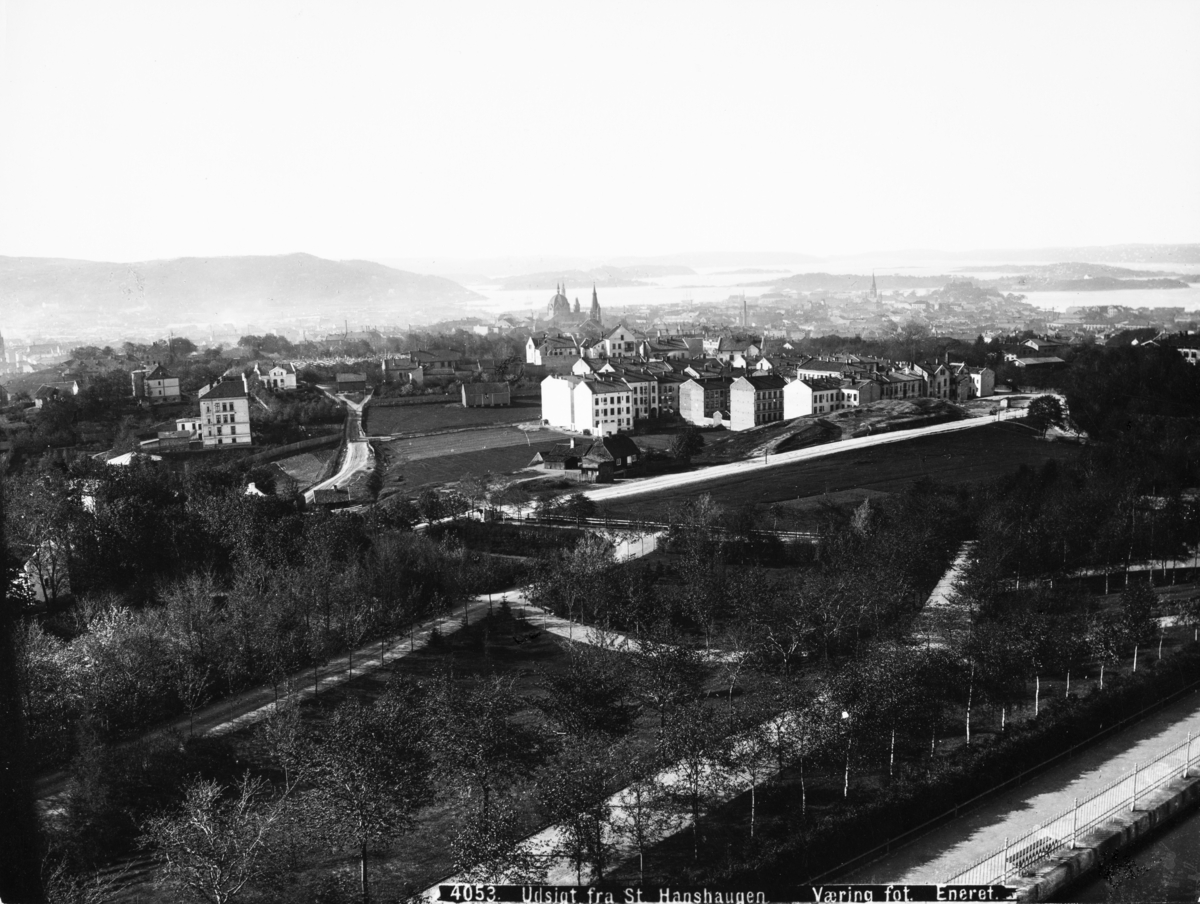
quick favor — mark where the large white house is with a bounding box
[541,375,633,435]
[258,361,298,391]
[199,378,253,446]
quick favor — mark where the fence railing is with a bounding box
[947,729,1199,885]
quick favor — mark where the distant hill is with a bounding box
[962,262,1199,280]
[757,272,957,292]
[0,253,482,336]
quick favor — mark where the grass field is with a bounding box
[365,398,542,435]
[380,436,568,496]
[598,421,1080,522]
[274,447,337,488]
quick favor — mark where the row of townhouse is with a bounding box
[541,345,998,434]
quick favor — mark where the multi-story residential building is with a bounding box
[540,375,633,435]
[131,364,181,403]
[838,378,882,408]
[950,364,996,399]
[613,368,659,419]
[783,376,845,419]
[730,374,788,430]
[654,373,688,416]
[875,371,924,400]
[908,361,950,399]
[199,378,253,446]
[678,377,732,426]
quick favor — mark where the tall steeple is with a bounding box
[871,272,878,300]
[590,283,601,323]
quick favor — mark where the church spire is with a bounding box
[871,271,878,299]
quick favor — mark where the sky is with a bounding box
[0,0,1198,265]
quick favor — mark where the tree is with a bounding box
[0,479,47,903]
[300,680,435,904]
[450,798,545,884]
[669,427,705,462]
[142,773,286,904]
[660,702,730,861]
[609,746,672,885]
[538,643,637,739]
[432,675,541,823]
[628,624,706,740]
[1120,580,1157,645]
[1026,395,1065,437]
[536,739,622,883]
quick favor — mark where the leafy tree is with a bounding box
[432,675,541,823]
[536,739,622,883]
[449,796,545,884]
[1120,580,1157,645]
[0,480,46,904]
[538,643,637,739]
[300,680,435,904]
[628,623,706,740]
[660,702,730,861]
[1026,395,1065,437]
[669,426,705,462]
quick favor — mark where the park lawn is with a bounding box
[597,421,1080,522]
[195,607,768,903]
[365,399,542,435]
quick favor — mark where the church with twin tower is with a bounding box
[545,281,603,330]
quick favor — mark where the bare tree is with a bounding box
[142,773,287,904]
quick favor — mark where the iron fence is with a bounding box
[947,728,1199,884]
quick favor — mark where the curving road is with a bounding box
[305,391,372,503]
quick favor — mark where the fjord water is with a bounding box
[1066,802,1200,902]
[468,262,1200,317]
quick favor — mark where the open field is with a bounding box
[273,447,336,487]
[598,421,1080,522]
[365,398,542,435]
[380,434,569,495]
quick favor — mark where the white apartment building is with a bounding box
[199,378,253,446]
[541,375,633,435]
[783,376,845,418]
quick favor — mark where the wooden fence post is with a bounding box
[1131,763,1139,811]
[1071,797,1079,849]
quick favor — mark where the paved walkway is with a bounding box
[838,688,1200,884]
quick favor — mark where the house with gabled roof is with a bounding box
[257,361,298,391]
[33,381,79,408]
[601,322,643,358]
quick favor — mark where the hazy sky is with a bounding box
[1,0,1197,264]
